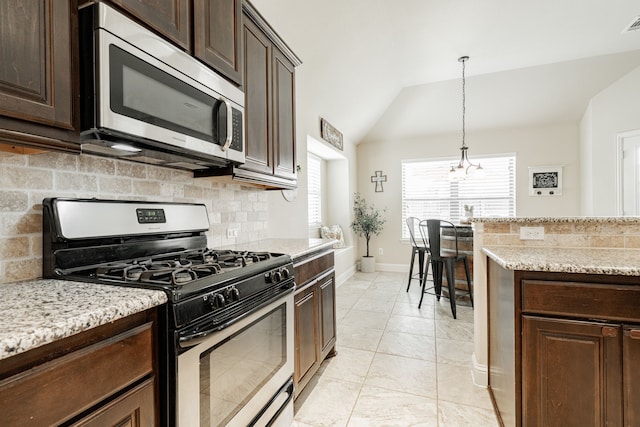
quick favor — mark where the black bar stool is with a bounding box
[406,217,430,292]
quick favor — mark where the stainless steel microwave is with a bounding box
[79,3,245,170]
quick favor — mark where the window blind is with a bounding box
[308,153,322,226]
[401,155,516,238]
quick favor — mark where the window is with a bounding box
[308,153,322,227]
[401,155,516,238]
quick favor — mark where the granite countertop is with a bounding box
[222,238,336,260]
[0,279,167,361]
[483,246,640,276]
[473,216,640,224]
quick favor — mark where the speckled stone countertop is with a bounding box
[222,238,336,260]
[0,279,167,361]
[483,246,640,276]
[473,216,640,224]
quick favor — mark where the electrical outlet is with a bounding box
[520,226,545,240]
[226,228,239,239]
[378,248,383,255]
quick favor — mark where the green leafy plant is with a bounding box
[350,193,386,257]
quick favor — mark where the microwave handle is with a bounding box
[220,97,233,151]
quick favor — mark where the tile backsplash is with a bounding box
[0,151,268,284]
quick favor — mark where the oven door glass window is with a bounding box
[200,305,286,427]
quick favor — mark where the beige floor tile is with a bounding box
[352,296,396,314]
[438,400,500,426]
[337,324,384,352]
[436,317,474,341]
[340,308,390,330]
[317,346,375,384]
[437,338,474,366]
[364,353,437,398]
[294,376,362,427]
[391,300,435,319]
[347,385,438,427]
[385,314,436,337]
[377,330,436,361]
[437,363,494,410]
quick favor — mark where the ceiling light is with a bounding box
[449,56,484,181]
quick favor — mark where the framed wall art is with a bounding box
[528,165,563,196]
[320,118,343,151]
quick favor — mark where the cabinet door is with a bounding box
[319,274,336,358]
[522,316,622,427]
[294,286,319,386]
[241,18,273,175]
[272,48,296,180]
[0,0,74,129]
[70,379,156,427]
[194,0,242,86]
[109,0,190,50]
[624,327,640,426]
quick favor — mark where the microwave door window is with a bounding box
[109,45,215,144]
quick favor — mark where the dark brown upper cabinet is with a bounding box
[109,0,191,51]
[0,0,80,152]
[233,1,300,189]
[194,0,243,86]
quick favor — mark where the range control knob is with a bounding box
[281,268,290,279]
[210,293,226,309]
[272,270,283,283]
[226,286,240,302]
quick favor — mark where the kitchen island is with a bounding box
[484,245,640,427]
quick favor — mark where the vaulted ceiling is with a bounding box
[251,0,640,143]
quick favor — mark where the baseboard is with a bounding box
[335,264,356,288]
[375,263,408,273]
[471,352,488,387]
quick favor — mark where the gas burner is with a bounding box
[96,261,150,281]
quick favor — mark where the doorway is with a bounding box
[618,130,640,216]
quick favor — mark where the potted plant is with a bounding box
[350,193,386,273]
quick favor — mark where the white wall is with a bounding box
[356,124,581,266]
[580,65,640,215]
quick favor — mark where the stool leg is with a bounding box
[463,257,473,307]
[445,260,457,319]
[406,248,416,291]
[417,254,432,309]
[433,260,442,301]
[418,249,425,283]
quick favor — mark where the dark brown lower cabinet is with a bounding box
[522,316,622,427]
[488,261,640,427]
[0,309,158,426]
[293,247,336,397]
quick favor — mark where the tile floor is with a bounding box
[293,271,499,427]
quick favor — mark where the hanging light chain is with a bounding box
[459,55,468,149]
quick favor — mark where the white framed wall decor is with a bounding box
[529,165,563,196]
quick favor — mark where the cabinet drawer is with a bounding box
[0,322,154,426]
[294,250,334,287]
[522,280,640,322]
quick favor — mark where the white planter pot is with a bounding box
[360,256,376,273]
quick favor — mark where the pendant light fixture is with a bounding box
[449,56,483,181]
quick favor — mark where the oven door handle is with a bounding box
[178,324,224,349]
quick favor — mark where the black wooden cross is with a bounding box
[371,170,387,192]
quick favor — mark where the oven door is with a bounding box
[177,293,294,427]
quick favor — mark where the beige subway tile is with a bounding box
[555,234,590,247]
[29,152,77,171]
[0,152,28,166]
[624,235,640,248]
[0,237,30,258]
[184,185,204,199]
[78,155,116,175]
[545,223,574,234]
[497,234,523,246]
[0,190,29,212]
[115,160,147,179]
[160,182,183,198]
[99,176,132,194]
[574,223,602,235]
[31,236,42,257]
[147,165,172,181]
[4,213,42,235]
[2,166,53,190]
[170,170,194,183]
[4,258,41,283]
[590,235,625,248]
[56,171,98,192]
[133,180,161,196]
[483,223,510,233]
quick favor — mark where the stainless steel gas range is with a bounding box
[42,198,295,427]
